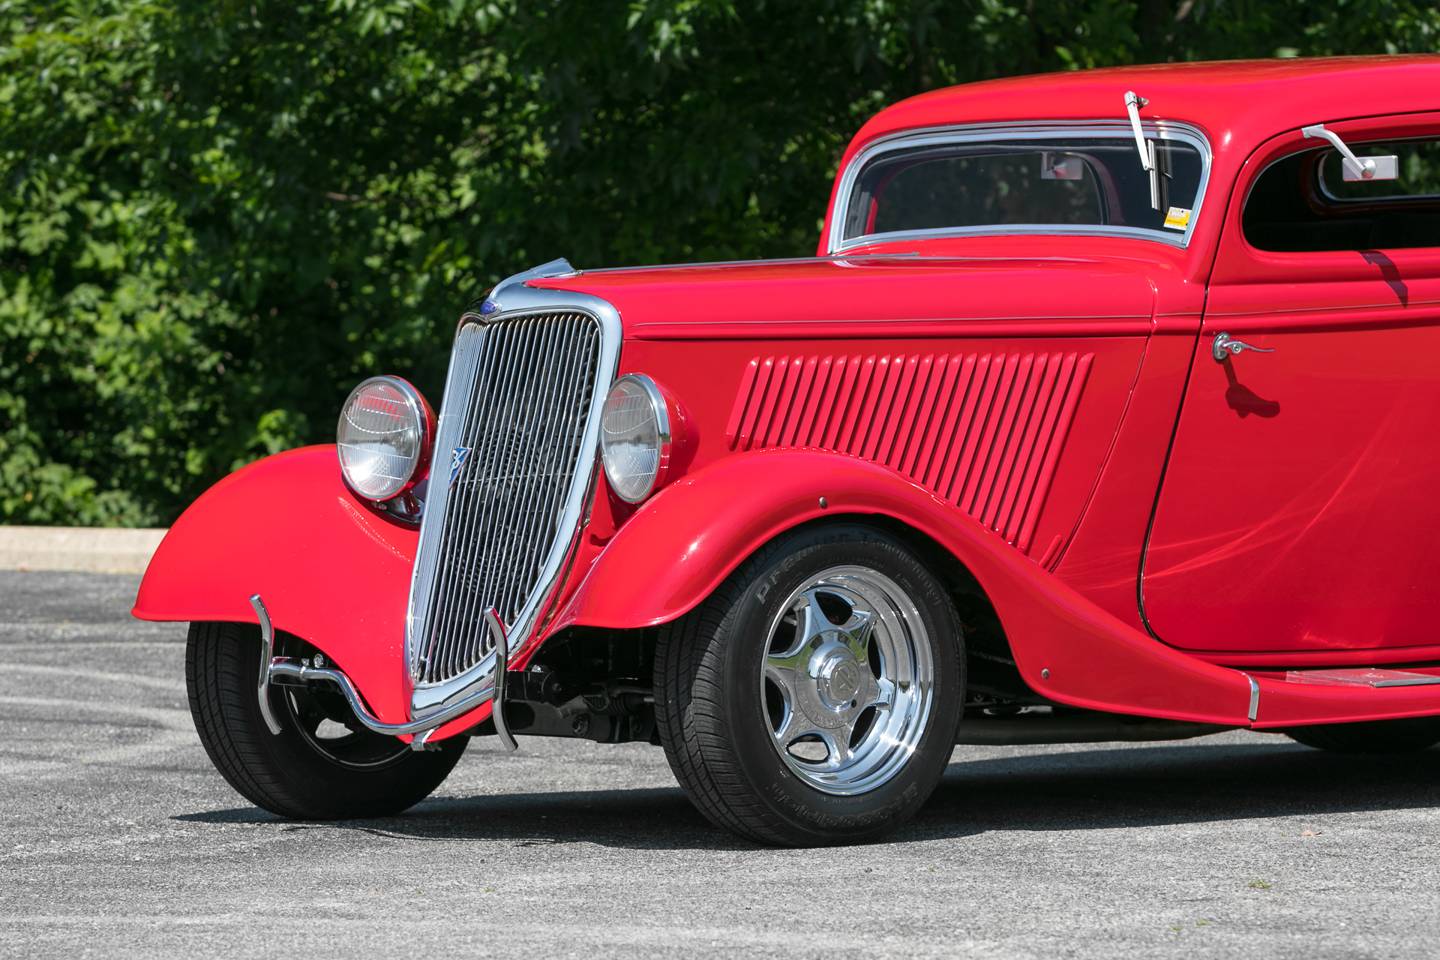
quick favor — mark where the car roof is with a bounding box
[850,56,1440,158]
[819,56,1440,269]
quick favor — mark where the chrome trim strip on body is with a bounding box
[403,277,623,718]
[1245,674,1261,723]
[827,120,1214,254]
[577,252,1100,275]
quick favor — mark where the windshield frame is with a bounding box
[828,120,1213,254]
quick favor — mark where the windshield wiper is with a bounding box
[1125,90,1161,210]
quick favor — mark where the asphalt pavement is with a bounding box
[3,569,1439,959]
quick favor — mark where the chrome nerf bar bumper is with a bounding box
[249,594,516,752]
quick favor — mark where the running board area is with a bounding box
[1246,665,1440,729]
[956,708,1229,746]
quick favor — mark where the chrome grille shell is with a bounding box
[405,285,621,716]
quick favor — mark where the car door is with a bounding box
[1142,112,1440,659]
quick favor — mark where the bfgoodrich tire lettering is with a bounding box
[186,621,464,819]
[654,523,964,846]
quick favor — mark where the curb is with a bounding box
[0,526,166,575]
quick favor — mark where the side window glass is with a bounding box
[1244,135,1440,252]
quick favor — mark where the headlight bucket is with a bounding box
[336,375,433,501]
[600,374,673,504]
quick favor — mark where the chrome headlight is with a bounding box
[600,374,672,503]
[336,376,432,501]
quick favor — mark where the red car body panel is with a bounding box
[553,450,1255,725]
[135,56,1440,741]
[531,252,1162,337]
[1144,109,1440,659]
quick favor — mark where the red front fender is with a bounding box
[132,445,419,726]
[552,450,1253,726]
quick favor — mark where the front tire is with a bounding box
[655,524,964,846]
[186,621,465,819]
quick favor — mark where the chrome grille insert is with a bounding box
[405,294,620,715]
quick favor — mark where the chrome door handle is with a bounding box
[1212,332,1274,363]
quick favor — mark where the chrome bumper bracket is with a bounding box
[483,608,518,752]
[251,594,284,735]
[247,593,514,747]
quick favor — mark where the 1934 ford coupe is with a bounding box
[135,57,1440,845]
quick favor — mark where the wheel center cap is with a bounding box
[815,649,862,708]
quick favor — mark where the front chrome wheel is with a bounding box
[761,566,934,795]
[655,523,963,846]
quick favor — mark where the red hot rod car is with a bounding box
[136,57,1440,845]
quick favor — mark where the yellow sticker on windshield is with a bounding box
[1164,206,1192,231]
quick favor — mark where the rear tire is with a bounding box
[1285,718,1440,754]
[655,523,964,846]
[186,621,464,818]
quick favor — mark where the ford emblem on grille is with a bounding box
[448,446,472,487]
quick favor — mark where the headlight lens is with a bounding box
[600,374,671,503]
[336,376,431,501]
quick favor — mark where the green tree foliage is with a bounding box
[2,0,1436,525]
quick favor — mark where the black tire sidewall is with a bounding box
[254,685,437,814]
[187,621,464,819]
[717,527,963,841]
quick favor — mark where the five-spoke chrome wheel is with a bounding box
[655,523,962,845]
[761,565,934,795]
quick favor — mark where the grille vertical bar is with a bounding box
[406,310,604,696]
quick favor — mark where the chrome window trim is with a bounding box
[403,279,622,719]
[827,120,1214,254]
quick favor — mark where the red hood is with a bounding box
[529,245,1164,340]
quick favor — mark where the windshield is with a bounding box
[839,132,1205,246]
